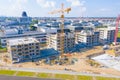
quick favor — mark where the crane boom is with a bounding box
[48,8,71,14]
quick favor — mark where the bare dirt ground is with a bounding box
[1,46,120,76]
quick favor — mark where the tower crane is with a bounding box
[48,3,71,57]
[114,15,120,45]
[105,15,120,57]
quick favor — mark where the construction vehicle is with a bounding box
[106,43,120,56]
[49,3,71,57]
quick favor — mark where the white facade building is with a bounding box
[77,30,100,47]
[0,30,47,48]
[96,27,115,44]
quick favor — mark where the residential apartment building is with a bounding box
[77,30,100,47]
[47,32,75,53]
[0,30,47,48]
[7,38,40,63]
[66,26,84,44]
[96,27,115,44]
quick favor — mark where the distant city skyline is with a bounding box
[0,0,120,17]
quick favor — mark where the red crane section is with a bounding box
[114,15,120,45]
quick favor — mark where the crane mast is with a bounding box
[49,3,71,57]
[105,15,120,57]
[114,15,120,45]
[60,3,65,57]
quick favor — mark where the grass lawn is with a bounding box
[54,74,75,80]
[0,70,16,75]
[0,47,7,52]
[95,76,120,80]
[77,75,93,80]
[0,70,120,80]
[118,32,120,38]
[16,71,35,77]
[37,73,53,78]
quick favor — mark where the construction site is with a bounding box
[0,3,120,77]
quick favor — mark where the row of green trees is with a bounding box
[30,19,38,31]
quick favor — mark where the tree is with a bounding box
[32,20,38,24]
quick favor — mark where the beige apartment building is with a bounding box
[47,32,75,53]
[7,37,40,63]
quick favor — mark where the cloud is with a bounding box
[66,0,86,12]
[36,0,56,8]
[99,8,111,12]
[0,0,28,16]
[66,0,85,7]
[9,0,28,3]
[66,0,86,17]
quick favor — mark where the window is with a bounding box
[36,53,39,55]
[25,48,29,50]
[29,47,32,49]
[18,49,21,51]
[36,50,39,52]
[18,53,22,56]
[30,50,32,52]
[36,46,39,48]
[3,40,6,42]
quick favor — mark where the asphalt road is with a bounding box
[0,75,60,80]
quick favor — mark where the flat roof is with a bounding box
[0,31,46,38]
[96,27,115,30]
[8,37,39,46]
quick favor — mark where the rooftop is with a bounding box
[80,30,94,36]
[0,31,46,38]
[96,27,115,30]
[8,37,39,46]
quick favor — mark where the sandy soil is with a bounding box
[1,46,120,76]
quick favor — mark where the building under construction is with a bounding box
[48,3,71,56]
[47,29,75,53]
[7,38,40,63]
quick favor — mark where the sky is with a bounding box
[0,0,120,17]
